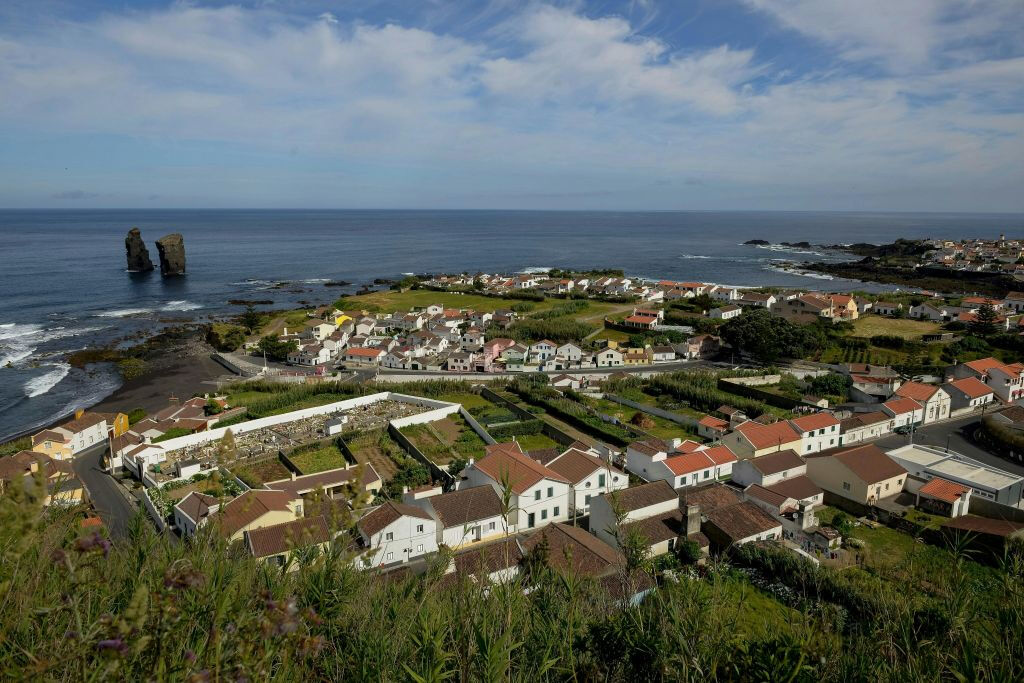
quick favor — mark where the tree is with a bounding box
[719,308,821,362]
[204,398,223,416]
[257,334,298,362]
[968,303,999,338]
[216,429,236,463]
[676,538,702,565]
[240,305,262,333]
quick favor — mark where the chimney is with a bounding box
[686,504,701,536]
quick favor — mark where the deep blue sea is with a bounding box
[2,209,1022,441]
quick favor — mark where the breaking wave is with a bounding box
[24,363,71,398]
[162,300,202,312]
[96,308,153,318]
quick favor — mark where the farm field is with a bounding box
[851,315,942,339]
[334,290,561,315]
[588,397,694,441]
[401,415,488,466]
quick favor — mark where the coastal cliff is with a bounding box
[156,233,186,276]
[124,228,154,272]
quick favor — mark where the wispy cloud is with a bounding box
[0,1,1020,210]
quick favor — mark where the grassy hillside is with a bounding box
[1,484,1022,680]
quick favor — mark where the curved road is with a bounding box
[73,443,139,538]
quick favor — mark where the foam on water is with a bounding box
[23,363,71,398]
[162,300,202,312]
[96,308,153,317]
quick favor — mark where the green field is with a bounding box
[402,415,488,465]
[289,443,348,474]
[334,290,556,314]
[511,432,561,451]
[231,457,293,487]
[852,315,942,339]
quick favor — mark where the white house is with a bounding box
[892,382,950,424]
[595,347,624,367]
[709,305,742,320]
[556,342,584,363]
[460,442,570,531]
[407,485,507,550]
[173,491,220,538]
[356,501,438,568]
[882,397,924,428]
[731,449,806,487]
[589,480,695,557]
[625,439,736,489]
[839,411,892,446]
[788,413,841,454]
[529,339,558,361]
[31,411,109,459]
[943,377,995,412]
[546,447,628,517]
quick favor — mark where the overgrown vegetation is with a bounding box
[1,485,1023,681]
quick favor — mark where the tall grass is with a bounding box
[1,477,1023,681]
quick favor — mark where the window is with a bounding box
[598,473,606,487]
[417,544,423,552]
[385,532,394,541]
[830,439,835,445]
[842,482,851,491]
[818,428,825,435]
[585,481,592,488]
[806,445,812,452]
[416,524,423,533]
[704,470,710,479]
[547,486,553,498]
[585,494,591,504]
[541,509,548,520]
[489,521,495,531]
[554,506,560,517]
[680,475,687,485]
[528,513,535,528]
[534,490,541,501]
[386,552,394,561]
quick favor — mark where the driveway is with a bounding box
[874,413,1024,478]
[73,443,139,538]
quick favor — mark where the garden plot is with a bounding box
[345,429,402,481]
[401,415,488,467]
[288,441,348,474]
[231,457,293,488]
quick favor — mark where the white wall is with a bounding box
[570,468,629,514]
[364,514,438,567]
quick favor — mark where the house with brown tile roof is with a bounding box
[31,410,109,459]
[943,377,996,411]
[408,485,507,550]
[731,449,807,488]
[173,491,220,538]
[245,516,331,569]
[679,483,742,514]
[547,448,628,517]
[521,523,624,577]
[356,501,437,568]
[263,464,381,501]
[805,444,907,506]
[703,501,783,548]
[461,442,571,531]
[211,490,302,543]
[839,411,893,446]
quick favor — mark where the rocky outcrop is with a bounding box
[125,228,154,272]
[156,233,186,276]
[743,239,770,245]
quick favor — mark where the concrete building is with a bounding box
[356,501,438,568]
[804,444,907,506]
[885,444,1024,508]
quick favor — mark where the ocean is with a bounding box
[1,209,1022,442]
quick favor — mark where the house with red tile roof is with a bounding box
[881,397,924,429]
[916,477,971,517]
[722,419,802,459]
[893,381,950,423]
[460,442,570,531]
[787,412,841,454]
[697,415,729,439]
[624,439,737,488]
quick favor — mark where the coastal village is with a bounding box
[5,241,1024,596]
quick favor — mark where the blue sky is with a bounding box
[1,0,1022,211]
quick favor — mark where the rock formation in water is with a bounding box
[125,228,154,272]
[156,233,186,276]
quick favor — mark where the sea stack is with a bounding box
[124,228,154,272]
[156,233,186,276]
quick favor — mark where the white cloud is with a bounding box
[0,3,1020,210]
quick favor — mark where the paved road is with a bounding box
[73,443,138,538]
[875,413,1024,477]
